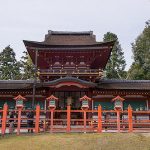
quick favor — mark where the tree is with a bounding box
[20,51,34,79]
[128,20,150,80]
[0,46,21,80]
[103,32,126,79]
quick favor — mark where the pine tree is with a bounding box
[0,46,21,80]
[20,51,34,79]
[103,32,126,79]
[128,20,150,80]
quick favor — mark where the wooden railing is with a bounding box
[0,104,150,136]
[39,69,103,76]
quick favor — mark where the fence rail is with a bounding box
[0,104,150,136]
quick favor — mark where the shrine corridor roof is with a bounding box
[0,79,150,90]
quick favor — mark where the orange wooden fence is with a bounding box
[0,104,150,135]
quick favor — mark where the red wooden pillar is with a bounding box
[17,107,22,135]
[128,105,133,132]
[35,105,40,133]
[83,110,87,133]
[50,110,54,133]
[1,104,8,136]
[66,105,71,133]
[116,110,120,132]
[97,105,102,133]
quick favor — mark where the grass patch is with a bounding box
[0,133,150,150]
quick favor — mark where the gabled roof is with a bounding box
[112,95,125,101]
[44,30,96,45]
[43,77,96,88]
[46,95,58,101]
[80,95,92,101]
[14,95,26,100]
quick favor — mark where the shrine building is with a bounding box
[0,30,150,112]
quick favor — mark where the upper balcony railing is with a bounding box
[38,68,104,77]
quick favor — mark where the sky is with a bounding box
[0,0,150,70]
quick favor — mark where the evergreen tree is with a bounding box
[0,46,21,80]
[103,32,126,79]
[128,20,150,80]
[20,51,34,79]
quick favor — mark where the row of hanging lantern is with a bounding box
[14,94,124,111]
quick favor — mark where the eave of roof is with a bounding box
[98,79,150,90]
[0,80,40,89]
[23,40,115,49]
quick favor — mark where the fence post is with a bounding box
[35,105,40,133]
[97,105,102,133]
[50,110,54,133]
[17,107,22,135]
[1,104,8,136]
[128,105,133,132]
[66,105,71,133]
[117,110,120,132]
[83,110,87,133]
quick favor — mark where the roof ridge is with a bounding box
[48,30,93,35]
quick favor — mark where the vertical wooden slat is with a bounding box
[17,108,22,135]
[117,110,120,132]
[128,105,133,132]
[66,105,71,133]
[84,110,86,133]
[35,105,40,133]
[50,110,54,133]
[97,105,102,133]
[1,104,8,136]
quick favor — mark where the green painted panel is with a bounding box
[24,100,45,110]
[24,100,32,109]
[123,100,147,111]
[0,100,15,109]
[0,100,45,110]
[94,101,114,110]
[35,101,45,110]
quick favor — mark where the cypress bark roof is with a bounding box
[0,79,150,90]
[98,79,150,90]
[44,30,97,45]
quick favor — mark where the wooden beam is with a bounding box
[66,105,71,133]
[83,110,87,133]
[117,110,120,132]
[128,105,133,132]
[35,105,40,133]
[50,110,54,133]
[1,104,8,136]
[17,108,22,135]
[97,105,102,133]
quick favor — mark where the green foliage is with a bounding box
[128,20,150,80]
[0,46,21,80]
[103,32,126,79]
[20,51,34,79]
